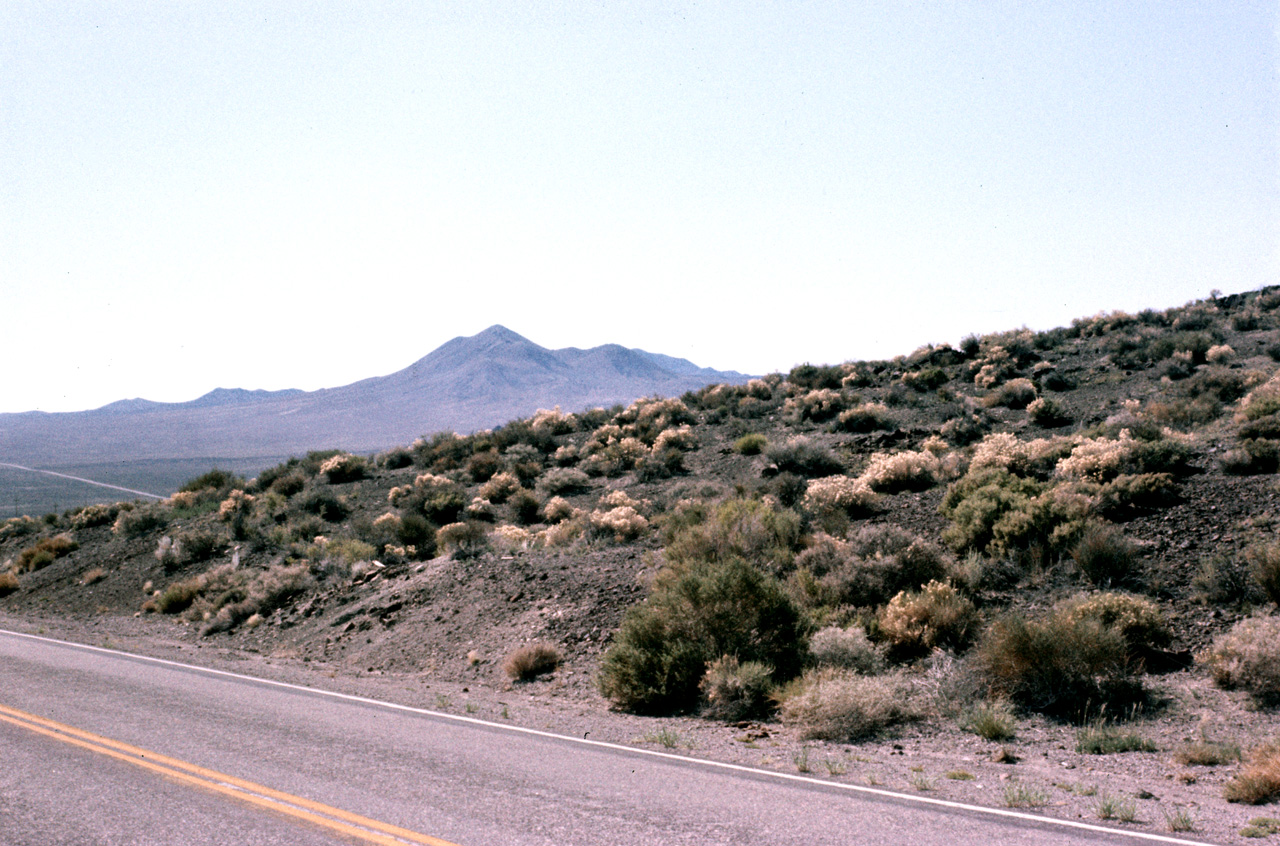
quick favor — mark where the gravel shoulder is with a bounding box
[3,607,1274,845]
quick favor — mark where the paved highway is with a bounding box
[0,630,1214,846]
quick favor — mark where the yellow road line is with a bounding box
[0,702,460,846]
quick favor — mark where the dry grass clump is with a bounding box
[1225,742,1280,805]
[959,700,1017,741]
[802,475,877,517]
[1201,615,1280,705]
[589,506,649,542]
[0,570,19,596]
[858,449,940,493]
[80,567,107,586]
[16,533,78,573]
[878,580,979,655]
[1174,740,1241,767]
[699,655,775,721]
[808,625,884,674]
[503,643,561,681]
[733,433,767,455]
[1246,541,1280,607]
[779,668,915,741]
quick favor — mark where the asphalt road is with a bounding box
[0,630,1215,846]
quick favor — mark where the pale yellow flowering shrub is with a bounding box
[803,475,878,515]
[478,471,522,503]
[1206,344,1234,365]
[653,425,698,452]
[1055,432,1137,482]
[218,490,255,521]
[857,449,940,493]
[589,506,649,542]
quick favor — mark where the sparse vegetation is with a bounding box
[503,643,561,681]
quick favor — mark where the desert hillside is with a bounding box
[7,288,1280,840]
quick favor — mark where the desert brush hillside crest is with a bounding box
[9,287,1280,834]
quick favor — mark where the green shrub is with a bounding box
[902,367,948,392]
[796,525,950,609]
[699,656,775,721]
[878,580,979,656]
[510,489,542,526]
[597,557,807,713]
[1071,525,1139,587]
[297,490,349,522]
[974,610,1143,719]
[269,472,306,498]
[808,625,884,674]
[1076,724,1156,754]
[778,668,913,740]
[987,378,1037,410]
[1247,542,1280,607]
[939,467,1043,553]
[766,436,845,477]
[537,467,592,496]
[113,505,171,538]
[17,534,78,573]
[1028,397,1071,427]
[467,450,503,483]
[180,468,244,494]
[155,578,200,614]
[0,515,40,542]
[960,700,1017,741]
[1056,592,1171,657]
[1222,440,1280,475]
[788,363,845,390]
[319,453,366,484]
[396,513,436,556]
[69,503,120,529]
[378,447,413,469]
[733,433,768,455]
[177,529,223,565]
[834,403,896,434]
[1094,473,1178,520]
[662,498,803,574]
[1193,553,1265,606]
[635,446,686,481]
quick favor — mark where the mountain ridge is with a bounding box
[0,326,751,471]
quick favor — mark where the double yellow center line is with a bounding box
[0,702,459,846]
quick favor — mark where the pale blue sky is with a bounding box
[2,2,1276,413]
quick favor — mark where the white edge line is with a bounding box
[0,627,1218,846]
